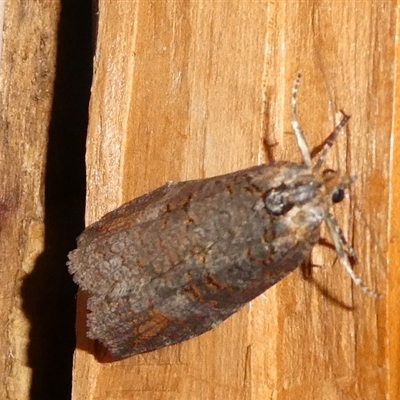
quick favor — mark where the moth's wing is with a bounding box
[68,164,279,293]
[81,180,195,236]
[86,233,318,359]
[68,162,323,358]
[68,180,199,287]
[71,162,290,243]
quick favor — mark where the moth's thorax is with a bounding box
[247,162,350,249]
[250,162,331,213]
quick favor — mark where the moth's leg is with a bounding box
[325,213,382,298]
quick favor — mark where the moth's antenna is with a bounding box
[291,74,351,171]
[291,73,382,298]
[313,111,351,172]
[291,73,312,167]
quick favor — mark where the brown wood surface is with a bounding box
[0,1,91,399]
[0,0,397,399]
[0,2,60,399]
[389,3,400,398]
[70,1,397,399]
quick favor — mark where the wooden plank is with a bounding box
[0,1,60,399]
[0,1,92,399]
[72,1,397,399]
[388,1,400,397]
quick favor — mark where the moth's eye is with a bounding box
[332,188,345,203]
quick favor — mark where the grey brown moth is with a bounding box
[68,74,381,359]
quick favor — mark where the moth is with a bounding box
[68,74,380,359]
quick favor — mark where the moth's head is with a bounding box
[289,73,382,298]
[311,152,381,298]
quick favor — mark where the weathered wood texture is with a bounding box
[70,1,397,399]
[0,1,91,399]
[0,2,60,399]
[71,1,397,399]
[1,0,396,399]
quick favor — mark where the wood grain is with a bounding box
[0,2,60,399]
[71,1,396,399]
[0,1,92,399]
